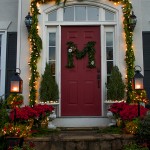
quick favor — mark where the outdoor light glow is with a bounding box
[10,81,20,93]
[135,84,141,89]
[37,3,40,7]
[12,87,19,92]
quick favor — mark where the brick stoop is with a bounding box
[25,128,135,150]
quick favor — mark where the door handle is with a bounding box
[97,68,100,88]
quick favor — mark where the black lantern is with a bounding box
[133,66,144,90]
[129,11,137,32]
[10,69,23,94]
[25,12,32,32]
[133,65,144,117]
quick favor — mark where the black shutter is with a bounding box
[5,32,17,97]
[143,32,150,100]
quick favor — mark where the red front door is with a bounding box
[61,26,101,116]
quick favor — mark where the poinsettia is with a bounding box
[33,104,54,119]
[9,104,54,122]
[108,102,128,118]
[10,107,29,121]
[109,102,149,121]
[120,105,148,121]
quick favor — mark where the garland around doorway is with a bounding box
[28,0,135,105]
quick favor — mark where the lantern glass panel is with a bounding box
[10,81,20,92]
[135,78,144,90]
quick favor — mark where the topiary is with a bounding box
[106,66,125,101]
[39,63,59,102]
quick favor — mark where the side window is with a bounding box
[105,10,115,21]
[0,32,7,97]
[48,33,56,76]
[48,11,57,21]
[106,32,114,81]
[0,34,1,89]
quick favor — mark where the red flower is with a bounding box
[33,104,54,117]
[109,102,149,121]
[9,104,54,122]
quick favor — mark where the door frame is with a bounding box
[43,4,119,117]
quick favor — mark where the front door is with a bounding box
[61,26,101,116]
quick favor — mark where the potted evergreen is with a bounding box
[39,63,59,103]
[106,66,125,102]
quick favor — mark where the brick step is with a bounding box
[26,133,134,150]
[59,127,99,137]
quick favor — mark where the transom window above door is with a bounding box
[48,5,116,22]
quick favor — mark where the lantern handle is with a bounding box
[134,65,142,72]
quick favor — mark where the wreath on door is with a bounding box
[66,41,96,68]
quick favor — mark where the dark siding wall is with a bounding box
[143,32,150,99]
[5,32,17,96]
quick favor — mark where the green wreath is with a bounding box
[66,41,96,69]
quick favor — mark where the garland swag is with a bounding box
[66,41,96,69]
[29,0,135,105]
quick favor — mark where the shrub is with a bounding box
[6,94,23,108]
[123,142,148,150]
[39,63,59,102]
[106,66,125,101]
[0,101,9,129]
[136,113,150,147]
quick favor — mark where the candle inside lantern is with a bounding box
[135,84,141,89]
[10,81,20,93]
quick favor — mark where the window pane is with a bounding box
[105,10,115,21]
[64,7,74,21]
[107,61,113,74]
[48,11,57,21]
[49,33,56,46]
[49,61,55,75]
[87,6,99,21]
[49,47,55,60]
[0,35,1,45]
[107,75,110,83]
[106,32,113,46]
[75,6,86,21]
[106,47,113,60]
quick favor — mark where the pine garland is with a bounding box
[28,0,135,105]
[109,0,135,103]
[66,41,96,68]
